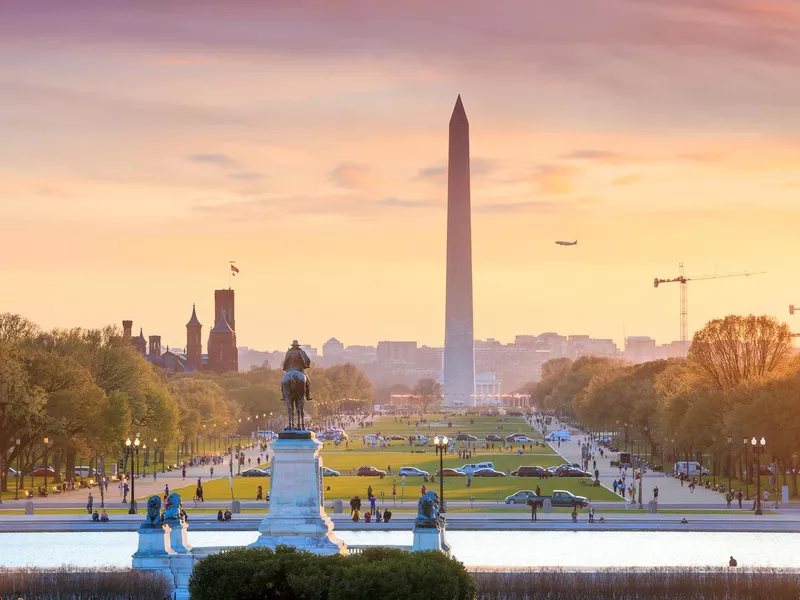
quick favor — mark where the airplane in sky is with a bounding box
[555,240,577,246]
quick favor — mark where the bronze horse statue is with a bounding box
[281,369,308,430]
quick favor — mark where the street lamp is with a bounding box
[43,437,50,493]
[743,437,750,500]
[142,444,147,477]
[638,426,647,509]
[727,437,732,492]
[751,437,766,515]
[433,435,449,513]
[125,436,141,514]
[14,438,21,500]
[711,436,717,487]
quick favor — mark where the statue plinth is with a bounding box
[250,435,345,555]
[278,429,314,440]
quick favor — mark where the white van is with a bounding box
[673,461,709,476]
[74,466,96,478]
[458,462,494,476]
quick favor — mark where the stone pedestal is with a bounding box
[250,431,345,555]
[169,554,195,600]
[166,520,192,554]
[231,499,241,514]
[412,525,451,555]
[648,500,658,514]
[131,525,175,591]
[542,499,553,513]
[24,501,34,515]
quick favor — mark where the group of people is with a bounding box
[216,509,233,521]
[350,488,393,523]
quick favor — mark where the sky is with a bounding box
[1,0,799,352]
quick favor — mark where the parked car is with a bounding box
[486,434,503,442]
[510,465,549,478]
[457,462,495,476]
[385,435,406,441]
[526,490,589,509]
[504,433,526,442]
[398,466,429,477]
[7,467,20,478]
[505,490,535,504]
[357,466,387,477]
[473,468,506,477]
[321,467,340,477]
[456,433,478,442]
[74,466,97,478]
[29,467,57,477]
[545,430,571,442]
[555,467,592,478]
[241,468,269,477]
[436,468,466,477]
[511,435,537,443]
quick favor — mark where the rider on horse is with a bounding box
[282,340,312,401]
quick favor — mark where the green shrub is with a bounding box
[189,546,476,600]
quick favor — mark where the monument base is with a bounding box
[131,525,175,592]
[412,525,451,555]
[250,433,345,555]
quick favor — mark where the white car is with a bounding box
[321,467,340,477]
[398,466,429,477]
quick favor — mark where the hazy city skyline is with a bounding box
[2,1,799,350]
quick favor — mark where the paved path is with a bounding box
[547,423,748,509]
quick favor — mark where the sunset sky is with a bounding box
[1,0,799,352]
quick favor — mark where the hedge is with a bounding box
[188,546,477,600]
[0,567,172,599]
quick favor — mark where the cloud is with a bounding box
[562,149,627,163]
[378,198,441,209]
[329,162,376,190]
[474,196,599,214]
[676,152,725,163]
[415,158,497,185]
[613,174,640,186]
[527,164,580,195]
[229,172,265,181]
[187,153,240,169]
[415,165,447,184]
[192,194,441,221]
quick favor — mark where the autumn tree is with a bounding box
[689,315,793,391]
[412,378,442,413]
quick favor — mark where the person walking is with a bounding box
[529,500,538,521]
[122,482,129,504]
[87,492,94,514]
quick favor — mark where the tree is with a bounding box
[689,315,793,391]
[541,358,572,380]
[412,378,442,413]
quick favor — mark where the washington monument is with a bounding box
[443,95,476,407]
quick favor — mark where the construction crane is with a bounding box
[653,263,766,356]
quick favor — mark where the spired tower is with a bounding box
[186,304,203,371]
[208,289,238,373]
[443,95,476,407]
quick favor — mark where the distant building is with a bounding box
[377,341,417,366]
[122,288,238,374]
[625,336,656,364]
[322,337,344,360]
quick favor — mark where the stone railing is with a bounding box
[346,544,412,555]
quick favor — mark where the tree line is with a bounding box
[0,313,373,490]
[524,314,800,495]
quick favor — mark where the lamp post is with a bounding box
[711,436,716,487]
[727,437,732,492]
[752,437,766,515]
[125,436,141,514]
[43,437,50,492]
[743,437,750,500]
[638,426,647,509]
[14,438,21,500]
[433,435,449,513]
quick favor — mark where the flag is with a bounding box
[230,264,239,275]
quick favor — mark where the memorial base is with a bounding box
[412,525,451,555]
[131,525,175,592]
[250,432,345,555]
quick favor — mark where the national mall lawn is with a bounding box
[168,413,621,503]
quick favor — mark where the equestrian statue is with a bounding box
[281,340,312,430]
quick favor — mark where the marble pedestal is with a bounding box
[412,525,451,556]
[250,431,346,555]
[131,525,175,591]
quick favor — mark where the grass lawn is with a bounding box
[169,473,619,504]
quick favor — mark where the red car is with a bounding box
[29,467,57,477]
[436,468,466,477]
[356,466,387,477]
